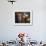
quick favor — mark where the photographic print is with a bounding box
[15,11,32,26]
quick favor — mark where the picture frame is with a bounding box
[14,10,33,26]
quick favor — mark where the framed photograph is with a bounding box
[14,10,33,26]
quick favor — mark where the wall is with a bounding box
[0,0,46,42]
